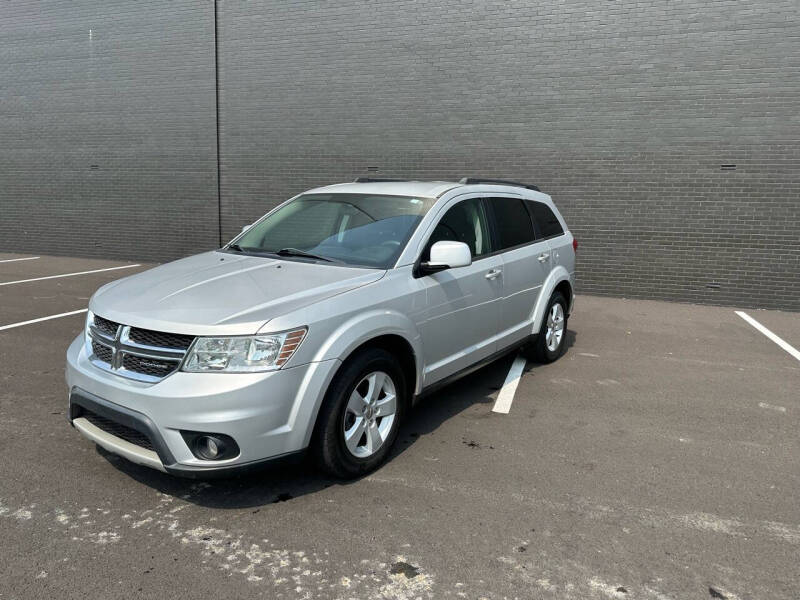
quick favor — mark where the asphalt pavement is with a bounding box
[1,253,798,600]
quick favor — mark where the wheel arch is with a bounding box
[310,310,422,391]
[300,310,423,447]
[339,334,418,406]
[531,266,574,334]
[554,279,574,314]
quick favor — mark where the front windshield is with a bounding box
[230,193,435,268]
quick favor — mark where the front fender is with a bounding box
[311,309,424,395]
[531,266,574,335]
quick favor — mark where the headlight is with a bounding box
[181,328,307,373]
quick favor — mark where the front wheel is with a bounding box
[525,292,568,363]
[311,348,406,479]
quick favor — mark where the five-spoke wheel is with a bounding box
[343,371,397,458]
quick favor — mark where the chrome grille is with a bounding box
[128,327,194,350]
[93,315,120,338]
[87,314,194,383]
[121,354,176,377]
[91,341,113,363]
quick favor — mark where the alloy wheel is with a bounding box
[545,303,565,352]
[342,371,397,458]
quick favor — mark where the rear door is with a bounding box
[486,196,552,349]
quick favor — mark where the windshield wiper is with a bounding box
[275,248,337,263]
[226,243,246,253]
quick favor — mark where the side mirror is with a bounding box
[419,241,472,275]
[241,224,252,233]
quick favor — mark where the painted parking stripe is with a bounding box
[758,402,787,413]
[0,264,140,286]
[0,309,88,331]
[492,354,528,414]
[0,256,40,263]
[736,311,800,362]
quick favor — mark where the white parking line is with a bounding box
[0,264,140,287]
[0,309,88,331]
[492,354,528,414]
[758,402,787,413]
[0,256,40,264]
[736,311,800,362]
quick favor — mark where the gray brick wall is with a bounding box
[0,0,219,262]
[2,1,798,310]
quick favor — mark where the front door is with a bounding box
[415,196,503,386]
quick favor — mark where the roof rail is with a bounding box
[459,177,541,192]
[353,177,409,183]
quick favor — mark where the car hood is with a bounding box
[90,251,385,335]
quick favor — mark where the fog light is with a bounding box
[195,435,225,460]
[181,430,240,461]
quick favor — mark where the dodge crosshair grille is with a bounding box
[87,314,194,383]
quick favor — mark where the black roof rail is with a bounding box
[354,177,409,183]
[459,177,541,192]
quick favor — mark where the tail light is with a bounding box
[572,238,578,252]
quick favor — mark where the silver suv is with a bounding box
[66,178,576,478]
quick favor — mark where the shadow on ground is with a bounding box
[99,330,577,508]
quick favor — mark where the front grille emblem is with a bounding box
[110,325,127,369]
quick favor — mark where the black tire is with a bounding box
[311,347,407,479]
[525,291,568,363]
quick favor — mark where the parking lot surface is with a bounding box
[1,253,798,600]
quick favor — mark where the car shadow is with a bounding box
[97,329,577,508]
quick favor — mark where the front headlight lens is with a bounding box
[182,328,306,373]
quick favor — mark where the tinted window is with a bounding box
[422,198,491,261]
[489,197,535,249]
[528,201,564,238]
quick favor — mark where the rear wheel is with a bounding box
[526,292,568,363]
[311,348,406,479]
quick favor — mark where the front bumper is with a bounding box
[65,335,340,477]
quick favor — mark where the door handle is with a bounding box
[485,268,502,280]
[537,253,550,263]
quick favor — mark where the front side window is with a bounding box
[527,201,564,238]
[232,193,434,268]
[421,198,491,261]
[489,197,535,249]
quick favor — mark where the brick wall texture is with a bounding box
[2,1,798,310]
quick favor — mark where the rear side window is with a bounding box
[488,197,535,249]
[527,201,564,238]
